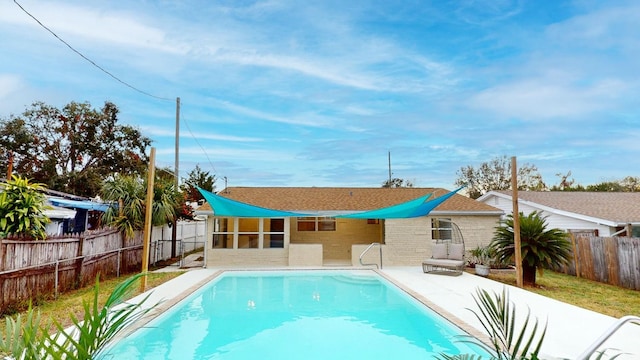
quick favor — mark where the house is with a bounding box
[44,205,76,236]
[195,187,503,267]
[45,196,110,234]
[477,191,640,237]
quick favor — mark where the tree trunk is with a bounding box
[522,264,537,286]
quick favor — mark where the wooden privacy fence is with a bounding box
[558,235,640,290]
[0,228,143,314]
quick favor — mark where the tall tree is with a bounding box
[181,165,216,201]
[550,175,640,192]
[454,155,546,199]
[382,177,414,188]
[0,101,151,197]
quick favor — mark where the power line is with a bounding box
[13,0,173,102]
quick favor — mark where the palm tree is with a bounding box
[490,211,572,286]
[100,173,178,239]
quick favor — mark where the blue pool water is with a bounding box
[100,270,490,359]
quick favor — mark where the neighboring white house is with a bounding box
[477,191,640,237]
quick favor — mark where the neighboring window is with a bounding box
[431,218,452,241]
[297,217,336,231]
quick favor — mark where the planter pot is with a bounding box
[475,264,490,277]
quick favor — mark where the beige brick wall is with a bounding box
[206,249,288,267]
[288,244,323,266]
[381,215,500,266]
[290,218,383,261]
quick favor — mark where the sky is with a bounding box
[1,0,639,191]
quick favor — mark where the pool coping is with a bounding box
[106,266,640,360]
[374,269,494,348]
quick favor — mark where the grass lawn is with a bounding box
[1,271,184,334]
[485,269,640,318]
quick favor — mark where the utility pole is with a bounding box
[388,151,392,184]
[175,97,180,189]
[172,97,180,258]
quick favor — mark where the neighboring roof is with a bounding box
[483,191,640,224]
[48,197,110,212]
[197,187,501,215]
[44,205,76,219]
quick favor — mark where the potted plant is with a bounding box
[469,245,491,277]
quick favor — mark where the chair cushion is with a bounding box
[432,243,448,259]
[448,244,464,260]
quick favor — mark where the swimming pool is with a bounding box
[100,270,490,359]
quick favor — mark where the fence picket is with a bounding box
[0,221,205,314]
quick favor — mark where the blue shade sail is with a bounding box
[198,188,309,218]
[198,187,463,219]
[336,193,432,219]
[338,187,463,219]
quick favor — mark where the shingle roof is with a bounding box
[199,187,500,213]
[495,191,640,223]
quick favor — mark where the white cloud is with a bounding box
[545,3,640,51]
[2,1,186,54]
[140,125,262,142]
[468,76,627,120]
[0,74,22,100]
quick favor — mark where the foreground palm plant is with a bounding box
[437,287,620,360]
[0,274,155,360]
[437,287,546,360]
[0,306,46,360]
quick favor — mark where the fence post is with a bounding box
[117,249,121,278]
[54,259,59,299]
[571,233,581,278]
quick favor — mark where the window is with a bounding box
[431,218,452,241]
[213,218,233,248]
[297,217,336,231]
[297,217,317,231]
[265,218,285,248]
[212,217,286,249]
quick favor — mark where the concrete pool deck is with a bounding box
[133,266,639,360]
